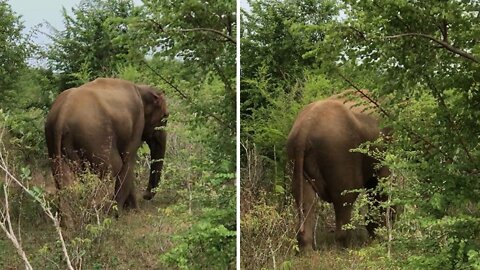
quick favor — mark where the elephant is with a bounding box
[45,78,168,223]
[286,89,390,251]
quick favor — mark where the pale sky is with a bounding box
[240,0,250,12]
[8,0,79,45]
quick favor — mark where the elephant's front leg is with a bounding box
[144,128,167,200]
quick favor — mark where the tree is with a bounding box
[127,2,237,267]
[241,0,480,268]
[135,0,237,161]
[0,0,28,105]
[315,1,480,268]
[141,0,235,88]
[240,0,338,117]
[47,0,142,88]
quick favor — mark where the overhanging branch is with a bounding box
[384,33,479,63]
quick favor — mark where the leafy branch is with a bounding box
[424,76,479,169]
[348,25,479,63]
[337,70,453,161]
[142,60,235,132]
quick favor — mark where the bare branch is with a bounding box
[148,19,235,44]
[175,28,235,44]
[1,182,33,270]
[384,33,479,63]
[0,126,74,270]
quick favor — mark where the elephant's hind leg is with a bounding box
[294,178,317,252]
[53,158,76,229]
[333,200,354,247]
[114,160,137,210]
[105,150,126,211]
[123,169,138,209]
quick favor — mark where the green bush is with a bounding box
[159,156,236,269]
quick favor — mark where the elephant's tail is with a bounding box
[45,113,68,190]
[292,149,306,233]
[52,124,65,190]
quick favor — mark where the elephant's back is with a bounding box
[65,79,142,120]
[288,98,377,155]
[76,78,142,108]
[291,99,356,134]
[48,79,144,152]
[287,100,345,156]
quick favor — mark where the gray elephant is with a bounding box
[45,78,168,223]
[286,90,389,251]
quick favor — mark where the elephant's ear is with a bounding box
[140,88,159,104]
[149,91,160,105]
[149,90,168,118]
[138,84,168,117]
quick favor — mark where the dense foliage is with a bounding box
[0,0,235,269]
[241,0,480,269]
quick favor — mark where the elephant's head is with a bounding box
[137,84,168,200]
